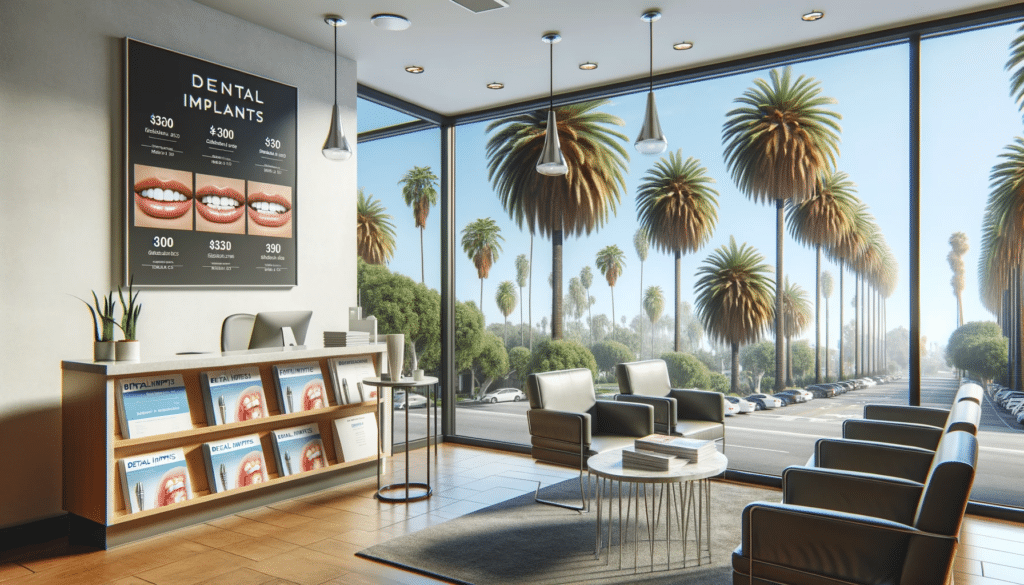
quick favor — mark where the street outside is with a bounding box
[390,374,1023,507]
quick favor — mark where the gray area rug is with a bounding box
[357,477,780,585]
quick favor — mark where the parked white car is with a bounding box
[746,394,783,409]
[724,399,740,416]
[482,387,526,403]
[725,396,755,414]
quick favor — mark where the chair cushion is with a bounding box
[914,431,977,535]
[675,420,724,441]
[616,360,671,397]
[527,369,596,412]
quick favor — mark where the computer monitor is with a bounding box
[247,311,313,350]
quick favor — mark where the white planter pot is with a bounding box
[386,334,404,381]
[116,340,141,362]
[94,340,116,362]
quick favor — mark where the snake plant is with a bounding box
[81,291,116,342]
[117,276,142,341]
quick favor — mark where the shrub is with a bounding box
[660,352,711,389]
[528,340,598,380]
[590,340,635,375]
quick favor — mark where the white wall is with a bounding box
[0,0,358,528]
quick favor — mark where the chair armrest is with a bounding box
[742,502,956,585]
[526,409,591,445]
[782,465,923,524]
[843,419,943,450]
[593,401,654,437]
[864,404,949,428]
[668,389,724,422]
[814,437,936,483]
[614,394,677,428]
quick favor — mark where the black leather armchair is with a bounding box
[843,398,981,451]
[860,382,983,429]
[615,359,724,443]
[733,430,978,585]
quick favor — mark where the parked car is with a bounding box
[393,390,427,410]
[482,387,526,403]
[1017,409,1024,425]
[724,399,740,416]
[747,394,783,409]
[777,390,808,403]
[772,393,796,406]
[725,395,755,413]
[804,384,836,399]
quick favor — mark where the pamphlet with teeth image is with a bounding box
[272,362,328,414]
[118,448,192,514]
[270,423,328,478]
[200,367,267,425]
[202,434,268,493]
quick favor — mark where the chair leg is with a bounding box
[535,440,588,512]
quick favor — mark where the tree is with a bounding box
[473,332,510,397]
[782,278,812,386]
[495,280,517,346]
[634,228,650,354]
[508,346,531,386]
[821,270,834,379]
[723,66,842,391]
[695,237,776,394]
[643,285,665,358]
[661,352,711,389]
[595,245,626,329]
[1007,23,1024,120]
[580,266,595,345]
[947,321,1008,385]
[566,276,587,329]
[948,232,969,329]
[637,151,720,352]
[741,341,776,393]
[515,254,529,345]
[398,166,439,284]
[527,340,598,380]
[356,188,397,265]
[591,340,634,377]
[461,218,504,322]
[486,100,630,340]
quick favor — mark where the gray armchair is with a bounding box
[615,359,724,443]
[843,398,981,451]
[733,430,978,585]
[526,368,654,510]
[860,382,983,429]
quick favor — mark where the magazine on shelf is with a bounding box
[201,434,269,493]
[634,434,717,462]
[199,367,267,425]
[272,362,328,414]
[270,422,328,477]
[115,374,192,439]
[332,413,378,462]
[327,356,376,404]
[621,446,679,471]
[118,447,192,513]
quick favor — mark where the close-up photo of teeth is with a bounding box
[195,174,246,233]
[246,181,293,237]
[251,200,287,214]
[132,164,194,230]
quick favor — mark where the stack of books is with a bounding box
[621,446,677,471]
[635,434,717,463]
[324,331,370,347]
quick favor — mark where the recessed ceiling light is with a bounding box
[405,65,424,74]
[673,41,693,50]
[486,82,504,89]
[802,10,824,21]
[372,13,411,31]
[579,62,598,70]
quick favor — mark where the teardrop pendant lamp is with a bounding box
[536,33,568,176]
[322,16,352,161]
[635,11,668,155]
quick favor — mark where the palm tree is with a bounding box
[643,285,665,357]
[461,218,504,322]
[495,280,517,346]
[634,228,651,354]
[827,200,873,380]
[948,232,969,328]
[595,244,626,331]
[694,237,775,394]
[486,99,630,340]
[786,169,857,383]
[637,151,720,352]
[398,166,439,284]
[821,270,834,380]
[723,66,842,391]
[356,188,397,265]
[580,266,594,345]
[567,277,586,329]
[782,278,812,386]
[515,254,529,345]
[1007,23,1024,119]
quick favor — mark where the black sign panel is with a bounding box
[125,39,298,286]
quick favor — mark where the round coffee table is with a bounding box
[587,448,728,571]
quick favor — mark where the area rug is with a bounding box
[357,478,780,585]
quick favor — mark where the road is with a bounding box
[389,376,1023,506]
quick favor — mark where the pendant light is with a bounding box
[635,11,667,155]
[536,33,568,176]
[322,16,352,161]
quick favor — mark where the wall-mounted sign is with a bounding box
[125,39,298,286]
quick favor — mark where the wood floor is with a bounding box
[0,444,1021,585]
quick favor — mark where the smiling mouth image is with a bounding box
[157,468,189,507]
[302,381,325,411]
[301,441,326,471]
[236,388,266,421]
[134,177,193,220]
[238,453,267,487]
[196,185,245,223]
[247,191,292,228]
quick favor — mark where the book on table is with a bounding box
[118,447,192,513]
[201,434,269,493]
[621,446,680,471]
[270,422,328,477]
[332,412,378,462]
[326,356,376,405]
[199,367,267,425]
[271,362,329,414]
[634,434,717,462]
[116,374,192,439]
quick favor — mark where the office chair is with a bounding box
[221,313,256,352]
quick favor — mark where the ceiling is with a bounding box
[194,0,1020,118]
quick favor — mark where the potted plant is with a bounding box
[81,290,117,361]
[115,276,142,361]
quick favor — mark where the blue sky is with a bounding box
[357,21,1022,360]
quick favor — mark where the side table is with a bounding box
[362,375,439,503]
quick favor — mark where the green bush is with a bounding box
[590,340,635,375]
[660,352,711,389]
[528,340,598,380]
[706,372,729,394]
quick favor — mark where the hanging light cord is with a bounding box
[649,18,654,93]
[333,25,338,105]
[549,41,554,111]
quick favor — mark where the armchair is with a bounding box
[860,382,983,429]
[615,359,724,443]
[733,430,978,585]
[526,368,654,510]
[842,399,980,451]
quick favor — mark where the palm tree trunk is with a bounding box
[420,226,425,285]
[786,334,793,387]
[731,341,740,394]
[815,245,821,383]
[825,282,830,381]
[610,286,616,336]
[480,278,484,323]
[854,273,860,378]
[774,199,785,392]
[519,285,524,346]
[639,260,645,357]
[839,267,845,381]
[674,249,682,352]
[552,229,563,340]
[652,320,656,359]
[529,235,533,350]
